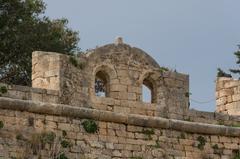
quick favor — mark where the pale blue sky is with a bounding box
[43,0,240,112]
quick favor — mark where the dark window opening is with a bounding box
[95,71,109,97]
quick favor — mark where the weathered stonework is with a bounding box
[216,77,240,115]
[1,39,240,159]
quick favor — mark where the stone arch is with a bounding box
[92,65,117,98]
[139,71,158,103]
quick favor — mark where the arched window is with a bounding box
[142,78,155,103]
[95,71,110,97]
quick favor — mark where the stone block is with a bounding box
[114,106,130,114]
[111,84,127,92]
[219,89,233,97]
[224,80,240,88]
[216,97,227,106]
[232,94,240,102]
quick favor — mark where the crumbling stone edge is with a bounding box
[0,97,239,137]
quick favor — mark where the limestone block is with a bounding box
[125,144,141,151]
[232,94,240,102]
[126,132,134,138]
[216,81,225,91]
[128,86,141,93]
[119,92,128,100]
[117,70,128,77]
[119,78,132,85]
[216,97,227,106]
[121,150,132,158]
[130,108,146,115]
[99,121,107,128]
[127,93,137,101]
[227,96,233,103]
[43,94,59,104]
[89,141,104,148]
[234,86,240,94]
[114,106,130,114]
[219,89,233,97]
[223,149,233,155]
[114,143,124,150]
[110,79,119,85]
[210,136,219,142]
[219,136,231,143]
[223,143,238,149]
[224,80,240,88]
[106,143,114,149]
[111,92,120,99]
[112,150,122,157]
[127,125,143,132]
[58,123,72,131]
[111,84,127,92]
[107,123,120,130]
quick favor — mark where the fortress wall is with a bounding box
[1,83,239,127]
[216,77,240,115]
[0,84,59,103]
[1,98,240,159]
[2,43,240,158]
[31,50,189,117]
[1,83,239,126]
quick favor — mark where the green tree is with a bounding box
[230,50,240,75]
[0,0,79,85]
[217,68,232,78]
[216,47,240,78]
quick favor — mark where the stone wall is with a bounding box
[2,40,240,159]
[216,77,240,115]
[1,98,240,159]
[31,43,189,117]
[0,83,59,103]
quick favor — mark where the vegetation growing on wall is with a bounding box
[159,66,169,73]
[154,140,161,148]
[185,92,192,98]
[233,150,240,159]
[197,136,206,150]
[82,119,99,133]
[0,121,4,129]
[0,85,7,96]
[60,140,72,148]
[212,144,222,155]
[142,128,155,140]
[13,131,72,159]
[69,56,85,69]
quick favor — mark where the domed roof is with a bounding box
[86,39,160,69]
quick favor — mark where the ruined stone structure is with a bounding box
[1,38,240,159]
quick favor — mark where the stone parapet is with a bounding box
[0,83,59,103]
[1,97,240,158]
[0,97,240,137]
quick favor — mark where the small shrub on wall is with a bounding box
[0,85,7,96]
[0,121,4,129]
[82,119,98,133]
[12,131,72,159]
[197,136,206,150]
